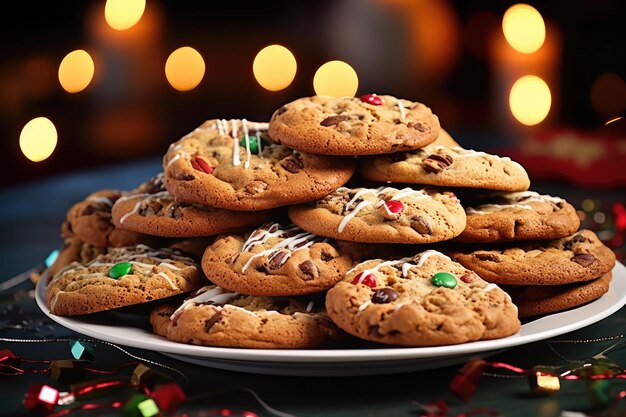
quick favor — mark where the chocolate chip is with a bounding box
[423,153,454,174]
[321,251,334,262]
[280,155,304,173]
[571,253,596,267]
[320,115,351,126]
[176,173,195,181]
[410,215,432,235]
[298,260,319,280]
[204,311,223,332]
[564,234,589,250]
[255,264,268,273]
[371,288,399,304]
[369,325,382,337]
[167,204,183,219]
[475,252,500,262]
[407,122,429,132]
[268,251,288,269]
[81,205,98,216]
[139,201,163,216]
[271,106,287,120]
[245,180,268,195]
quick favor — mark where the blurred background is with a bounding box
[0,0,624,254]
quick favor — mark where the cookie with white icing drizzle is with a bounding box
[268,94,440,155]
[201,222,367,296]
[150,285,345,348]
[163,119,355,211]
[63,189,160,248]
[111,173,276,238]
[448,229,616,285]
[45,244,205,316]
[325,250,520,346]
[288,186,466,244]
[359,144,530,191]
[454,191,580,242]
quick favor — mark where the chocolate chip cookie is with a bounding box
[201,222,361,296]
[502,272,612,318]
[448,230,616,285]
[63,189,158,247]
[46,245,205,316]
[454,191,580,242]
[268,94,440,155]
[163,119,355,211]
[288,186,466,244]
[325,250,521,346]
[112,173,275,237]
[150,285,344,348]
[47,238,108,282]
[359,145,530,191]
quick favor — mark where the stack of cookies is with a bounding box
[45,93,616,349]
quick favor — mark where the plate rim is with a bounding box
[36,262,626,364]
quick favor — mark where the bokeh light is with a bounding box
[58,50,95,93]
[19,117,58,162]
[165,47,205,91]
[591,73,626,118]
[502,4,546,54]
[509,75,551,126]
[313,60,358,97]
[104,0,146,31]
[253,45,297,91]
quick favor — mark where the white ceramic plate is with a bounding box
[36,263,626,376]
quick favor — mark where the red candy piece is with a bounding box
[191,156,214,174]
[360,94,383,106]
[0,349,20,367]
[385,200,404,214]
[351,272,376,287]
[24,384,59,415]
[460,272,474,283]
[152,383,187,414]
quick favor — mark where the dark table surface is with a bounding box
[2,157,626,417]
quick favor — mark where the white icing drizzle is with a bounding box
[170,286,239,320]
[215,119,226,136]
[358,300,371,311]
[242,119,251,169]
[86,196,113,206]
[166,153,182,168]
[466,191,563,215]
[336,186,430,233]
[397,99,406,120]
[347,250,451,278]
[155,272,179,290]
[239,223,324,273]
[119,201,142,224]
[231,119,241,166]
[482,283,499,293]
[256,129,262,157]
[306,301,314,313]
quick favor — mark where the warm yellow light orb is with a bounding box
[253,45,297,91]
[502,4,546,54]
[19,117,58,162]
[509,75,551,126]
[313,61,359,97]
[165,47,206,91]
[58,50,95,93]
[104,0,145,31]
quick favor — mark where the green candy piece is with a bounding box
[109,262,132,279]
[431,272,457,288]
[240,134,259,154]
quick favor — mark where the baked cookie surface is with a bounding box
[163,119,355,211]
[201,222,360,296]
[288,186,466,244]
[112,173,275,237]
[46,245,205,316]
[454,191,580,242]
[448,229,616,285]
[151,285,344,349]
[268,95,440,155]
[359,145,530,191]
[325,250,520,346]
[64,189,157,247]
[503,272,612,318]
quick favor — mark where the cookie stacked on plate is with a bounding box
[44,93,615,349]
